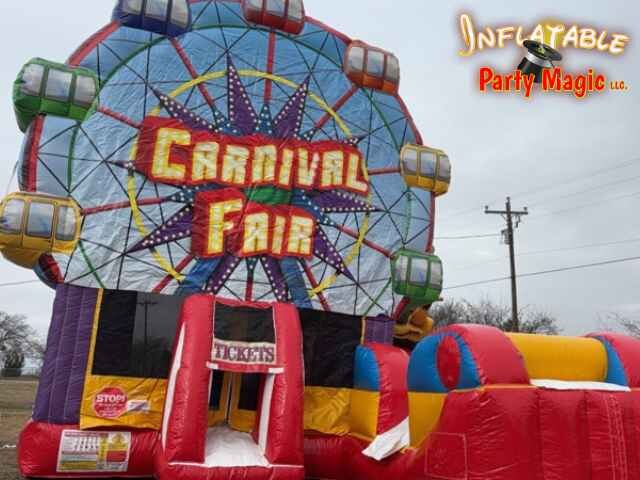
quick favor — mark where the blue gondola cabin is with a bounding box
[113,0,192,37]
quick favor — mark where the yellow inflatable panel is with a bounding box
[80,376,167,430]
[80,291,167,430]
[349,389,379,441]
[408,392,446,447]
[507,333,607,382]
[228,373,257,433]
[303,387,352,436]
[208,373,231,427]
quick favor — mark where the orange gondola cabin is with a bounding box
[344,40,400,95]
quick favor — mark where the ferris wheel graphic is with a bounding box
[17,0,433,318]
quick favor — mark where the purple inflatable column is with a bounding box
[32,285,98,424]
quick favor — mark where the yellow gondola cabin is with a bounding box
[0,192,81,268]
[400,144,451,196]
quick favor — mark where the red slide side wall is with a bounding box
[262,303,304,466]
[367,343,409,434]
[164,294,214,464]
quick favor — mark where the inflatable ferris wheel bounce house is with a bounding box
[5,1,640,479]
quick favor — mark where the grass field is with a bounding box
[0,378,38,480]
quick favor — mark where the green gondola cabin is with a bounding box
[391,249,443,305]
[13,58,98,132]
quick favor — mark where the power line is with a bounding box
[447,236,640,272]
[519,237,640,257]
[438,190,640,242]
[444,255,640,291]
[435,233,500,240]
[507,157,640,205]
[528,189,640,222]
[439,156,640,224]
[527,173,640,208]
[438,206,485,224]
[0,280,41,288]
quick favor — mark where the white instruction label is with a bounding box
[57,430,131,473]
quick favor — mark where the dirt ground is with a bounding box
[0,378,38,480]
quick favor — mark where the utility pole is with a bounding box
[485,197,529,332]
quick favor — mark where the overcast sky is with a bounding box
[0,0,638,338]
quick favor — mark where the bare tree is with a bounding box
[0,312,44,374]
[601,312,640,338]
[430,298,560,334]
[429,299,468,328]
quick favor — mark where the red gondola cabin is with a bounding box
[241,0,306,35]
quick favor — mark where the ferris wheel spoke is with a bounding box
[153,253,196,293]
[170,37,217,108]
[329,224,392,259]
[369,167,400,176]
[98,106,142,130]
[313,85,358,134]
[81,197,167,216]
[264,32,276,103]
[300,260,331,312]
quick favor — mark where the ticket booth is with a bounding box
[156,295,304,480]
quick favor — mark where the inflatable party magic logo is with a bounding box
[134,116,370,259]
[458,13,631,99]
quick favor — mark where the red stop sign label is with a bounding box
[93,387,127,419]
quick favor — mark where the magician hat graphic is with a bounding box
[518,40,563,83]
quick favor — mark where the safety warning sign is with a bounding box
[57,430,131,473]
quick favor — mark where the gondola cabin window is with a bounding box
[74,76,97,108]
[0,198,24,234]
[146,0,168,21]
[56,206,77,241]
[45,70,72,102]
[122,0,143,14]
[170,0,189,27]
[20,64,44,97]
[26,202,54,238]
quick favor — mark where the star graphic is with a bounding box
[126,57,379,304]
